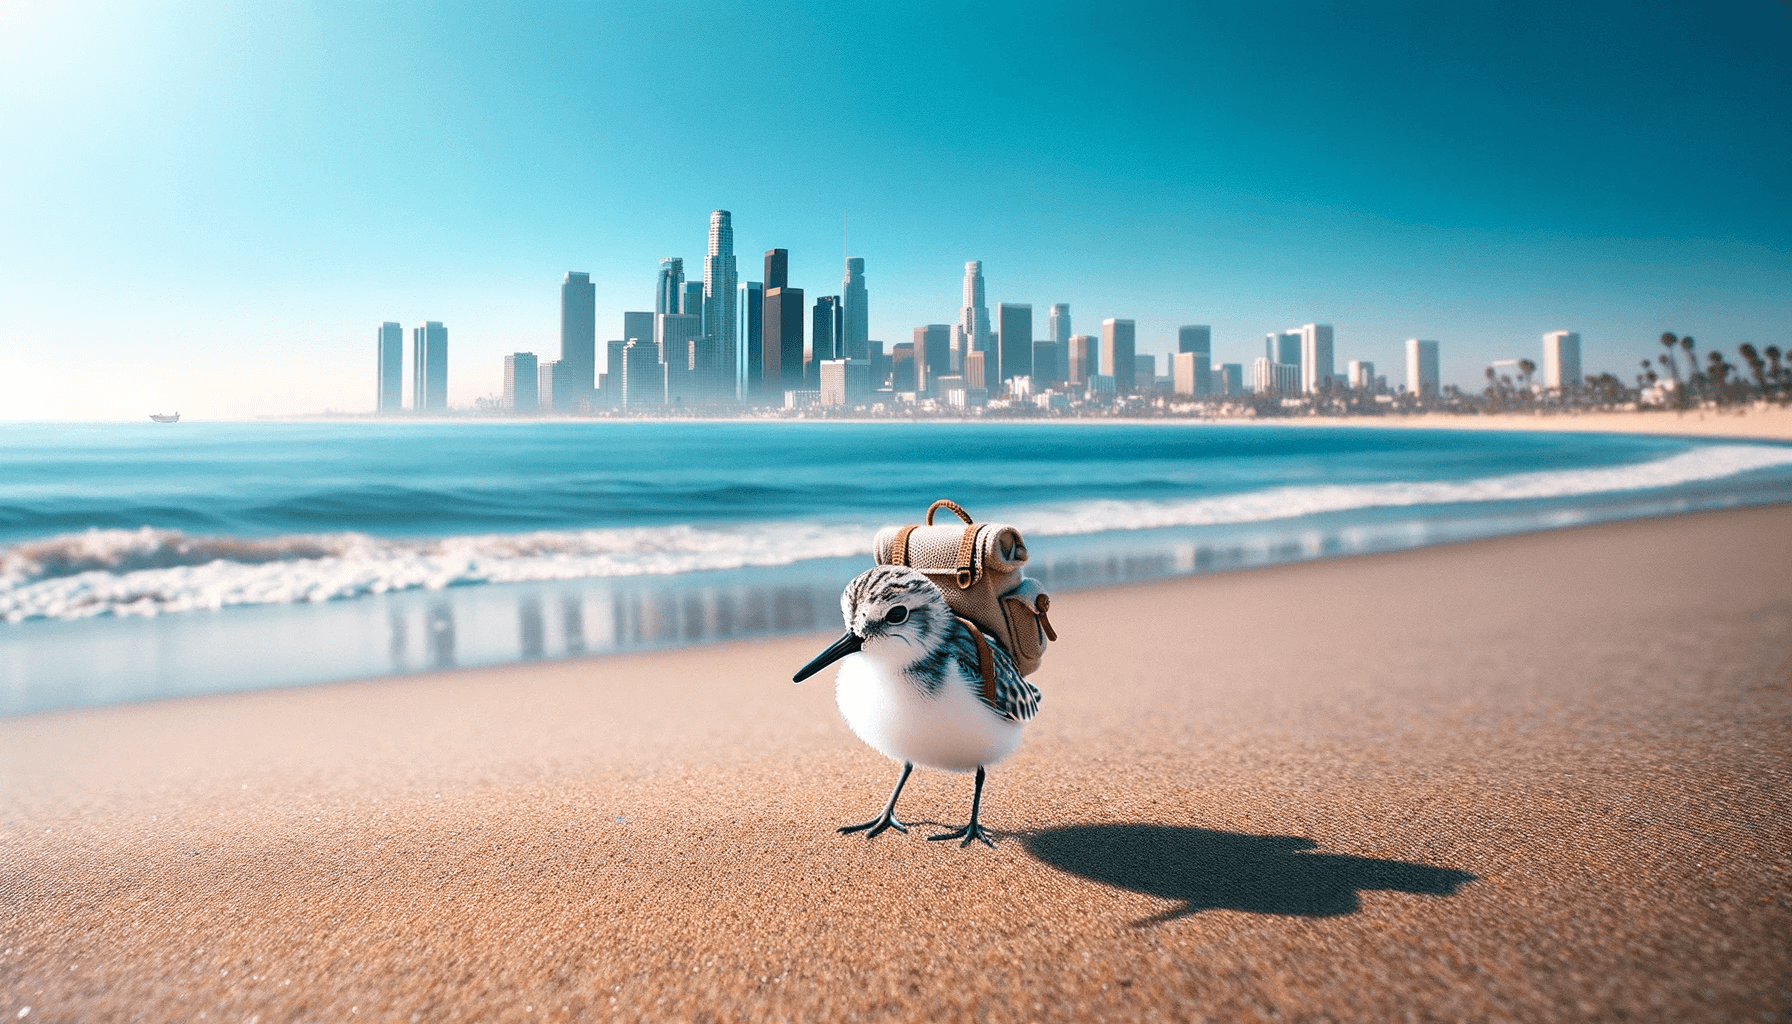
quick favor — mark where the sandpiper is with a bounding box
[793,564,1041,847]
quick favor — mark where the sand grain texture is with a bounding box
[3,506,1790,1022]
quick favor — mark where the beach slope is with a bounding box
[3,506,1789,1022]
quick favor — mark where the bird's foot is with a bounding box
[927,820,995,849]
[838,813,908,838]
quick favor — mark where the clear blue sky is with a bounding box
[2,0,1788,417]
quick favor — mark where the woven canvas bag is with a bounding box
[872,499,1058,677]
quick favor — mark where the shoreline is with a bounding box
[10,405,1792,442]
[1296,404,1792,441]
[4,505,1788,1021]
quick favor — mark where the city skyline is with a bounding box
[391,222,1532,414]
[2,2,1787,419]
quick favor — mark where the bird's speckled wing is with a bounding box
[944,620,1041,722]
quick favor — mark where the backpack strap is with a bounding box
[1036,593,1059,641]
[953,525,979,589]
[926,499,974,526]
[955,615,997,707]
[891,525,917,566]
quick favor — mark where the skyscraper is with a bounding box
[622,340,665,409]
[619,312,653,405]
[958,261,991,356]
[1298,323,1335,393]
[682,281,703,318]
[1253,357,1300,394]
[622,311,653,343]
[811,296,841,385]
[684,332,732,406]
[605,339,627,405]
[1406,339,1440,396]
[915,325,951,380]
[764,248,788,291]
[1067,335,1096,385]
[1178,325,1212,356]
[842,257,868,360]
[376,322,403,413]
[739,280,763,400]
[819,358,871,407]
[1178,325,1212,395]
[1267,331,1302,368]
[1048,304,1071,347]
[892,342,918,393]
[1172,353,1199,396]
[411,321,447,412]
[965,350,987,390]
[656,258,684,315]
[1032,339,1062,386]
[997,302,1032,382]
[560,271,596,408]
[1218,364,1243,396]
[1102,319,1136,392]
[657,312,701,403]
[1347,360,1377,390]
[703,211,737,396]
[1542,331,1582,390]
[504,353,539,412]
[763,280,805,394]
[537,359,559,410]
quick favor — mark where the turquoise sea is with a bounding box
[4,421,1791,715]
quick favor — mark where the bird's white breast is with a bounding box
[832,653,1024,773]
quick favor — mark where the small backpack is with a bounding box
[872,499,1058,676]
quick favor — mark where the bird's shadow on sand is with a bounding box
[1021,824,1476,926]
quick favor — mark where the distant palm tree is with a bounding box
[1739,344,1765,390]
[1659,333,1682,380]
[1764,345,1784,392]
[1706,350,1734,402]
[1681,336,1700,394]
[1518,358,1537,390]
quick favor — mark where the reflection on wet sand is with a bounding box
[378,543,1342,676]
[518,598,544,659]
[9,513,1623,717]
[428,603,455,668]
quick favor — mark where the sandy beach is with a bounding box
[1318,404,1792,442]
[3,505,1790,1022]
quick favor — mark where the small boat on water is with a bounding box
[149,412,180,424]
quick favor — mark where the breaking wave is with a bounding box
[1009,443,1792,535]
[4,443,1790,623]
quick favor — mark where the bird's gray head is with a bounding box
[843,564,953,661]
[792,565,953,682]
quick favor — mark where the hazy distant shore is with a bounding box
[4,504,1787,1021]
[1324,405,1792,441]
[260,404,1792,442]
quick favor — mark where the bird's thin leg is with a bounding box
[838,761,913,837]
[928,765,994,848]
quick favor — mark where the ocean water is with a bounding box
[4,421,1791,715]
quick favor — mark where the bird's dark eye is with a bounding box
[885,605,909,625]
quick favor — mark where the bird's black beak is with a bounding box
[793,631,862,683]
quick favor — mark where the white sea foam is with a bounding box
[1006,443,1792,536]
[4,444,1789,623]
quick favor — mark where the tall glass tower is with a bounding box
[560,271,596,406]
[841,257,868,360]
[704,212,738,390]
[1048,304,1071,347]
[411,321,448,412]
[739,280,763,400]
[376,322,403,414]
[656,258,684,315]
[958,261,991,357]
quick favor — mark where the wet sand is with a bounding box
[1337,404,1792,441]
[3,505,1789,1022]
